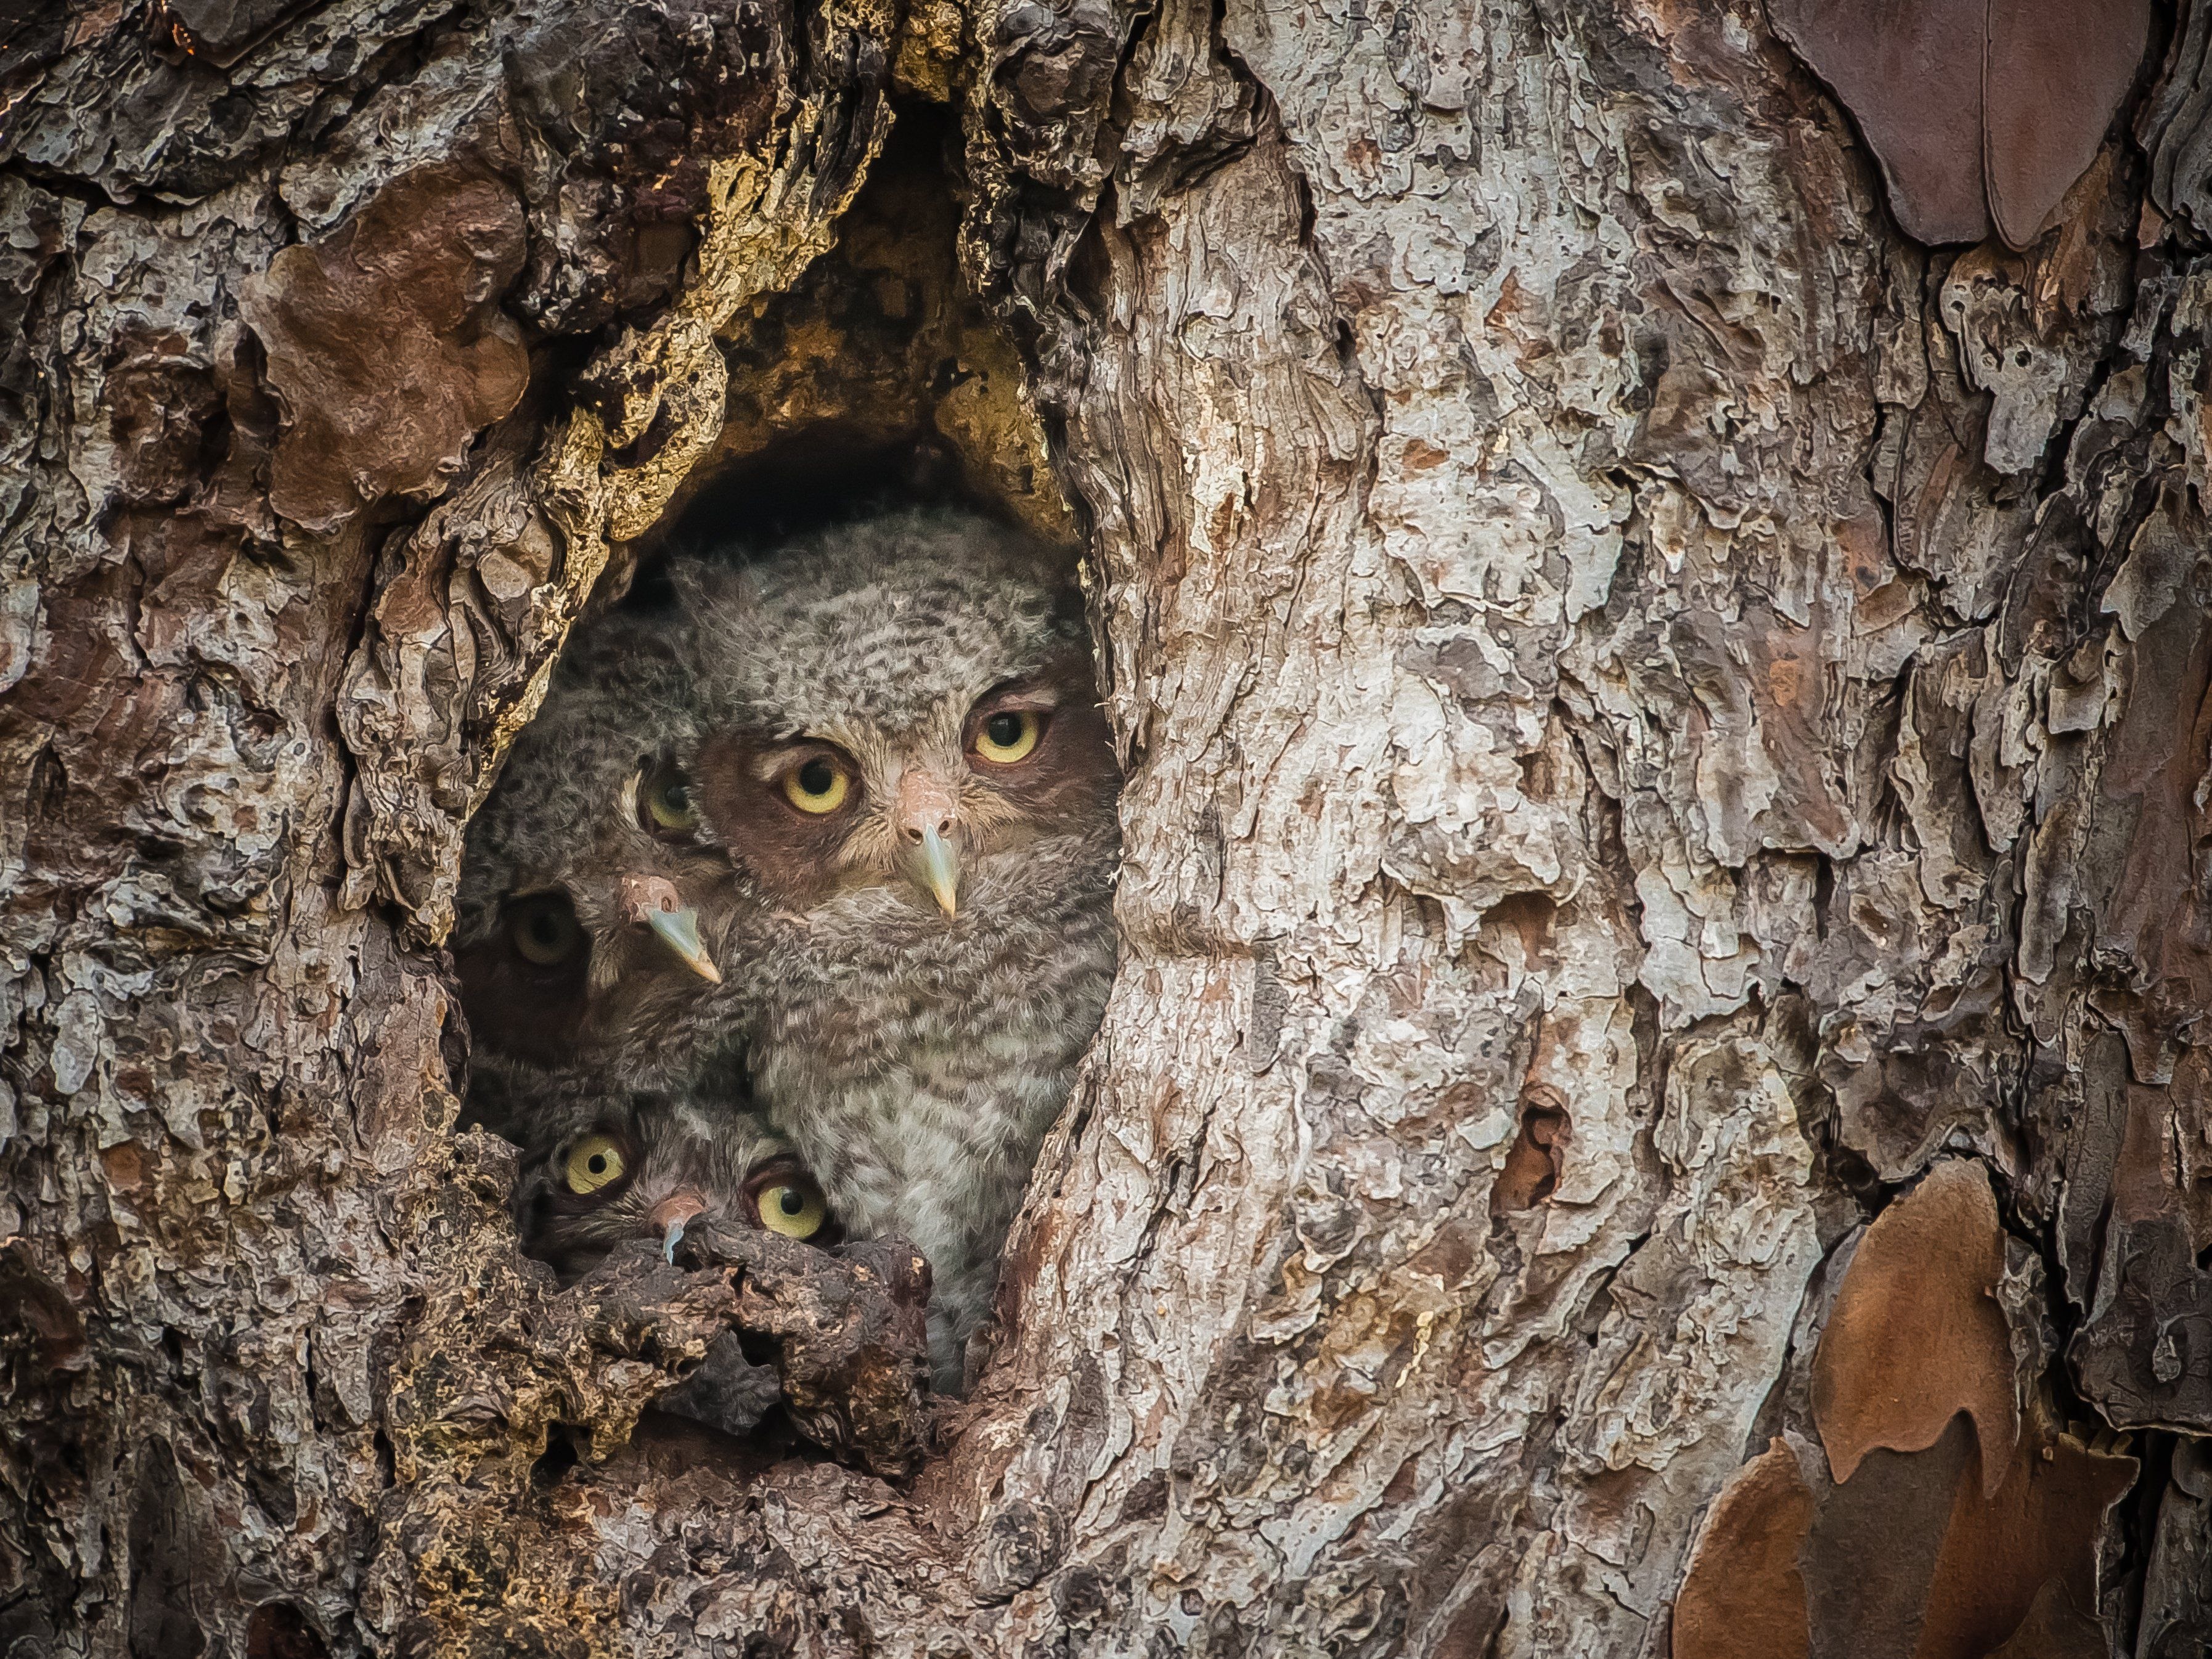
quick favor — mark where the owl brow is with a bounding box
[747,739,847,783]
[972,679,1062,714]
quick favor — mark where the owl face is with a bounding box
[513,1092,840,1280]
[689,656,1116,919]
[455,616,743,1083]
[682,513,1119,925]
[456,757,727,1065]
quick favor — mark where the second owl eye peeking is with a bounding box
[510,892,586,969]
[637,759,703,839]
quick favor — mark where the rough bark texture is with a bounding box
[7,0,2212,1655]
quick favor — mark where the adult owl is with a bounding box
[679,508,1122,1390]
[454,606,743,1133]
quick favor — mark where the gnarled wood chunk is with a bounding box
[1769,0,2149,248]
[664,1221,936,1479]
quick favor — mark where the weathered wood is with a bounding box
[6,0,2212,1654]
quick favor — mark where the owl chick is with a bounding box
[679,508,1121,1390]
[512,1082,838,1280]
[513,1085,841,1440]
[455,605,746,1133]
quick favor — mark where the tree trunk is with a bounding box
[5,0,2211,1654]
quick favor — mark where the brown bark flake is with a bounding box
[1812,1159,2019,1494]
[240,166,529,536]
[1671,1438,1814,1659]
[1768,0,2149,248]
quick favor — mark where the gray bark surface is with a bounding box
[2,0,2209,1654]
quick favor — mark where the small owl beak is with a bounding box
[907,823,961,919]
[620,874,722,982]
[650,1192,707,1263]
[645,906,722,983]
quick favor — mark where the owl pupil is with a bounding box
[587,1153,608,1175]
[778,1188,806,1216]
[798,760,835,795]
[987,714,1022,747]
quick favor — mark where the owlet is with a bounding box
[679,509,1122,1390]
[454,605,746,1135]
[512,1085,840,1440]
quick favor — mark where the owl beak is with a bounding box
[896,772,963,919]
[645,907,720,983]
[650,1192,707,1263]
[907,823,961,919]
[621,874,720,982]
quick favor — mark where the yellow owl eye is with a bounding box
[563,1134,627,1195]
[638,761,701,836]
[756,1177,828,1239]
[782,757,851,815]
[973,709,1040,764]
[510,895,584,967]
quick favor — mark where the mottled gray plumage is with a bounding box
[454,606,750,1134]
[679,510,1121,1390]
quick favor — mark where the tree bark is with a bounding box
[4,1,2211,1655]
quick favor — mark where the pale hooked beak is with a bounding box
[650,1192,706,1264]
[908,823,961,919]
[646,907,720,984]
[621,874,721,983]
[896,771,962,919]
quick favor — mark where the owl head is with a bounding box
[677,510,1120,929]
[455,610,745,1095]
[513,1085,840,1280]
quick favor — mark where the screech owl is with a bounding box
[676,508,1122,1390]
[510,1082,839,1280]
[512,1084,841,1440]
[454,605,747,1133]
